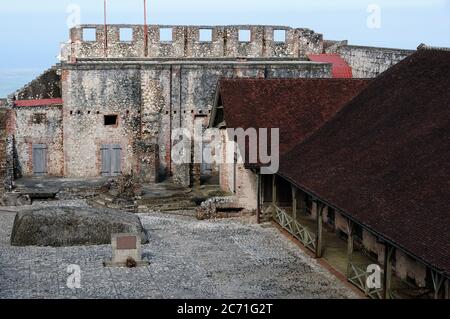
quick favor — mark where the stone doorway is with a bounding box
[32,144,48,176]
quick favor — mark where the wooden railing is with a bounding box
[272,205,316,253]
[348,263,383,299]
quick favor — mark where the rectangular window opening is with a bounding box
[120,28,133,42]
[83,28,97,42]
[104,115,118,126]
[274,29,286,43]
[199,29,213,42]
[239,29,251,42]
[160,28,173,42]
[31,113,47,124]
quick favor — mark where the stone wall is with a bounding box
[136,141,159,183]
[0,110,8,191]
[6,24,416,187]
[219,129,258,212]
[325,44,414,78]
[12,105,64,177]
[14,67,61,100]
[61,66,142,178]
[66,25,323,60]
[63,60,331,185]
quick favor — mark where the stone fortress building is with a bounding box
[3,23,448,300]
[1,24,412,189]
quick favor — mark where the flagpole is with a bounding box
[144,0,148,57]
[104,0,108,57]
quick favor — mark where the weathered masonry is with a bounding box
[2,24,412,188]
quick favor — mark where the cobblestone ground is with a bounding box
[0,201,358,299]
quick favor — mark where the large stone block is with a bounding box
[10,206,148,247]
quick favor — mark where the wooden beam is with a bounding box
[383,245,395,299]
[431,270,445,299]
[315,202,324,258]
[445,279,449,299]
[346,219,354,278]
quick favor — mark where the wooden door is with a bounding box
[32,144,47,176]
[101,144,122,177]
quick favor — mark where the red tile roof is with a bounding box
[216,78,370,157]
[14,98,63,107]
[308,54,353,78]
[280,49,450,276]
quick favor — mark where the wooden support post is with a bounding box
[383,245,395,299]
[256,173,261,224]
[315,202,324,258]
[346,220,354,278]
[261,174,265,203]
[298,191,306,215]
[291,185,297,221]
[272,174,277,206]
[445,279,449,299]
[431,270,444,299]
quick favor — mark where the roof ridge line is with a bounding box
[417,44,450,51]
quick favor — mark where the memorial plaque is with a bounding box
[104,233,149,267]
[117,236,137,250]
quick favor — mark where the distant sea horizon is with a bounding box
[0,68,46,98]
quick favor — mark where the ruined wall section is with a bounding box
[140,66,171,182]
[67,25,323,60]
[13,105,64,177]
[326,44,414,78]
[61,66,142,178]
[168,62,331,186]
[0,110,8,190]
[63,61,330,185]
[14,67,61,100]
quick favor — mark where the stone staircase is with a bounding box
[88,193,138,213]
[88,183,225,214]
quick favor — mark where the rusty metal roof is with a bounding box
[14,98,63,107]
[308,54,353,78]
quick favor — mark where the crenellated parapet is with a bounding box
[64,25,323,61]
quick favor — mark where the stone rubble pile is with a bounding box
[196,197,243,220]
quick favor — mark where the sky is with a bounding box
[0,0,449,96]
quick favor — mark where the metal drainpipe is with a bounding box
[143,0,148,57]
